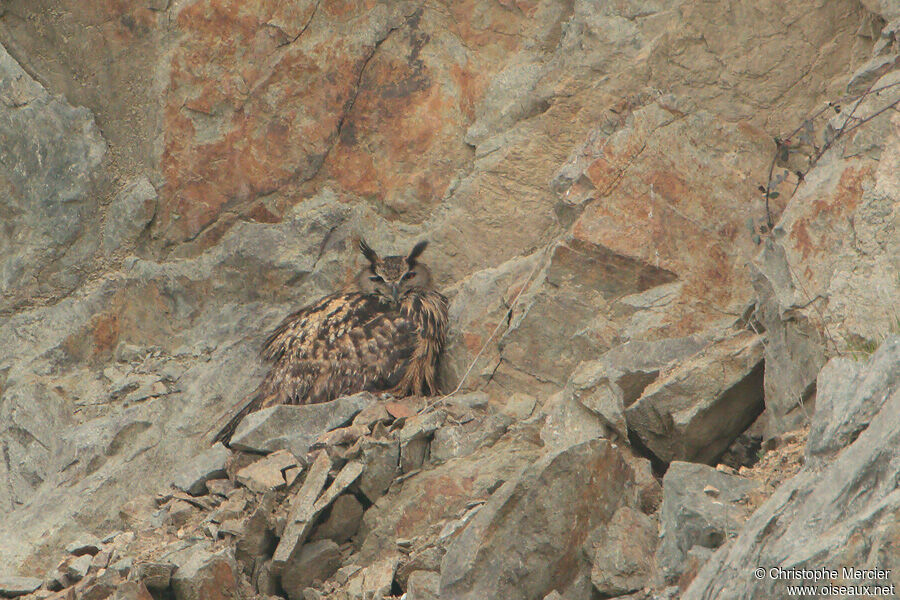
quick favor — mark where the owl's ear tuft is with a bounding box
[359,239,379,265]
[406,240,428,266]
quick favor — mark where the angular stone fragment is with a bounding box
[67,553,93,581]
[626,331,765,464]
[684,338,900,599]
[355,438,400,504]
[655,462,761,584]
[399,412,444,472]
[171,442,230,496]
[65,535,102,556]
[539,390,607,453]
[170,547,240,600]
[271,452,332,572]
[406,570,441,600]
[587,507,657,596]
[310,494,364,544]
[163,499,195,527]
[807,339,900,462]
[113,581,154,600]
[430,413,510,463]
[440,439,645,600]
[0,576,42,597]
[230,393,376,456]
[103,176,158,254]
[235,453,294,493]
[346,556,399,600]
[281,540,342,600]
[132,561,176,591]
[235,492,276,573]
[501,393,537,420]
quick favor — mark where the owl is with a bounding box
[214,239,449,445]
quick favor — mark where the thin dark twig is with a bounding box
[418,247,548,415]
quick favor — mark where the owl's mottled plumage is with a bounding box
[214,239,448,445]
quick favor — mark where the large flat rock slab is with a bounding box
[626,330,765,464]
[230,392,377,456]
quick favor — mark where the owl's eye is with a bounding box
[369,275,384,283]
[401,271,414,281]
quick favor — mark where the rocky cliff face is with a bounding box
[0,0,898,599]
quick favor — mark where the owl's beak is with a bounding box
[390,283,400,303]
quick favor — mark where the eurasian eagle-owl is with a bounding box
[214,239,449,444]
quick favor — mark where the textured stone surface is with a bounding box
[0,43,106,311]
[655,462,762,585]
[359,436,540,566]
[440,439,647,600]
[588,507,657,597]
[170,547,240,600]
[230,393,377,456]
[281,540,342,600]
[807,339,900,461]
[626,330,766,464]
[406,570,441,600]
[0,0,892,586]
[0,576,42,596]
[170,443,230,496]
[103,177,158,254]
[751,98,900,436]
[684,338,900,599]
[309,494,365,545]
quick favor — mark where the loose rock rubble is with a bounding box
[1,1,898,598]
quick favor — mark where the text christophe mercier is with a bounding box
[764,568,891,581]
[756,566,895,596]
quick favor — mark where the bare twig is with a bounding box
[418,246,549,414]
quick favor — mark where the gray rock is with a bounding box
[684,338,900,598]
[406,570,441,600]
[66,553,93,581]
[626,331,765,464]
[501,393,537,420]
[272,451,332,572]
[588,507,657,596]
[539,390,607,453]
[750,242,825,437]
[656,462,762,584]
[113,581,154,600]
[566,335,712,441]
[170,442,230,496]
[132,561,176,591]
[346,556,399,600]
[0,43,106,310]
[310,494,365,544]
[170,547,240,600]
[230,393,377,456]
[0,576,42,597]
[103,176,158,254]
[65,535,102,556]
[235,450,298,493]
[110,558,133,577]
[234,493,277,573]
[846,54,900,95]
[444,391,490,411]
[355,438,400,504]
[281,540,342,600]
[440,439,644,600]
[807,338,900,461]
[430,413,510,463]
[399,411,445,473]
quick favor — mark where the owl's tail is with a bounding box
[212,391,263,446]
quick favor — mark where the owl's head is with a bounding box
[356,239,434,302]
